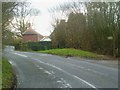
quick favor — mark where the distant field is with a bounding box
[2,57,14,88]
[39,48,110,60]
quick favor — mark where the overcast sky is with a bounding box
[27,0,119,36]
[28,0,70,36]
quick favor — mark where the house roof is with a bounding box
[40,36,51,41]
[23,27,39,35]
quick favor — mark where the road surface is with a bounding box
[3,46,118,89]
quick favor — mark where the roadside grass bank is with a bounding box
[2,57,16,89]
[39,48,113,60]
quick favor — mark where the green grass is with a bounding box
[39,48,109,60]
[2,57,14,88]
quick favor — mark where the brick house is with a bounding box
[22,27,43,42]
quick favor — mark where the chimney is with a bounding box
[28,23,31,28]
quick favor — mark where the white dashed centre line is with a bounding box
[14,53,28,58]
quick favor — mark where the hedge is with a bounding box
[15,41,52,51]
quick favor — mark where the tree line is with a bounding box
[2,1,39,46]
[51,2,120,57]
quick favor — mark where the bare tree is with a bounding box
[10,1,40,37]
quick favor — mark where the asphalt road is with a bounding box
[3,46,118,89]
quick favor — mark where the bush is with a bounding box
[14,41,52,51]
[28,41,52,51]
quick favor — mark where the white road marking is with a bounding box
[35,64,40,68]
[34,64,44,70]
[35,64,72,88]
[57,78,72,88]
[57,80,62,83]
[73,75,97,89]
[46,63,63,71]
[34,59,64,71]
[65,62,106,76]
[33,58,72,88]
[39,67,43,70]
[44,71,52,75]
[33,57,117,77]
[8,60,25,87]
[14,53,28,57]
[49,71,56,79]
[33,58,98,89]
[50,71,55,75]
[35,64,57,79]
[9,60,17,66]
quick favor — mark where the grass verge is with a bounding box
[2,57,15,88]
[39,48,110,60]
